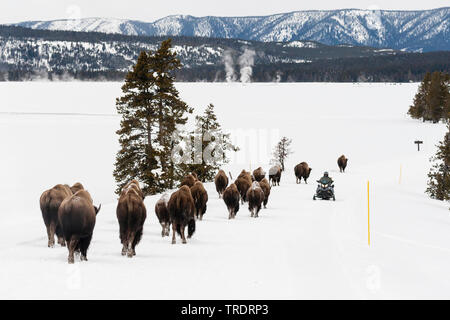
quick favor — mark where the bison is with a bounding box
[121,179,145,200]
[39,184,73,247]
[168,186,196,244]
[246,182,265,218]
[214,170,229,198]
[235,170,252,204]
[223,183,240,219]
[294,162,312,184]
[58,190,101,264]
[69,182,84,194]
[155,194,171,237]
[268,165,281,186]
[252,167,266,182]
[180,174,198,188]
[190,181,208,221]
[117,186,147,258]
[259,178,271,209]
[338,155,348,173]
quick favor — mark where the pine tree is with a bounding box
[272,137,293,172]
[152,39,193,189]
[426,121,450,201]
[427,72,446,123]
[113,40,191,195]
[408,72,430,119]
[178,104,238,182]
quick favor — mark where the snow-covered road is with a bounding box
[1,82,449,299]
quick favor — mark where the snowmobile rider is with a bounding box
[317,172,334,186]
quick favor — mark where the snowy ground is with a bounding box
[0,82,448,299]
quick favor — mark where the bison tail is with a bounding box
[188,219,196,238]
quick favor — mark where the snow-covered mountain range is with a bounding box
[13,7,450,52]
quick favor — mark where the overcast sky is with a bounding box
[0,0,448,24]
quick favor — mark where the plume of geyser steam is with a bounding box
[223,50,236,83]
[238,48,256,83]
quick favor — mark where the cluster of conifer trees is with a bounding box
[408,72,449,123]
[408,72,450,202]
[113,39,237,195]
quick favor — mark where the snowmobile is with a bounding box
[313,180,335,201]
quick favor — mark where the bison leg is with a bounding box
[68,236,79,264]
[127,232,136,258]
[130,228,142,257]
[161,223,165,237]
[79,235,92,262]
[47,221,57,248]
[180,224,187,244]
[165,223,170,236]
[120,225,128,255]
[171,223,177,244]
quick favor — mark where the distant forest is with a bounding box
[1,25,449,82]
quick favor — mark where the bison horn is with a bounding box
[94,204,102,215]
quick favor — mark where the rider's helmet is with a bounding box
[324,172,329,177]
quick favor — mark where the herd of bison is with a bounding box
[39,155,348,264]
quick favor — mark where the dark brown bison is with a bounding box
[338,155,348,173]
[294,162,312,184]
[121,179,145,200]
[190,181,208,221]
[180,174,198,188]
[155,194,170,237]
[39,184,73,247]
[259,178,271,209]
[235,170,252,204]
[117,186,147,258]
[214,170,229,198]
[69,182,84,194]
[252,167,266,182]
[168,186,196,244]
[268,165,281,186]
[58,190,101,264]
[223,183,240,219]
[246,182,265,218]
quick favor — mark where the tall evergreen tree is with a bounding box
[113,40,191,195]
[408,72,449,123]
[272,137,293,172]
[178,104,238,182]
[426,72,446,123]
[426,121,450,201]
[408,72,431,120]
[152,39,193,189]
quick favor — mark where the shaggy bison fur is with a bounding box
[58,190,100,264]
[117,186,147,257]
[269,165,281,186]
[155,194,171,237]
[259,178,271,209]
[168,186,196,244]
[246,182,265,218]
[39,184,73,247]
[338,155,348,173]
[294,162,312,184]
[252,167,266,182]
[214,170,229,198]
[190,181,208,221]
[223,183,240,219]
[180,174,198,188]
[235,170,252,204]
[69,182,84,194]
